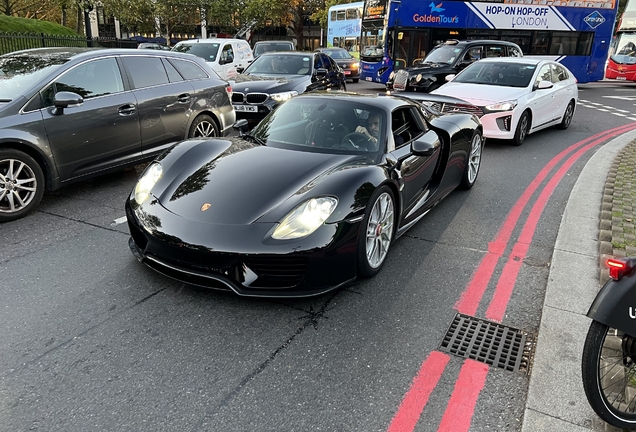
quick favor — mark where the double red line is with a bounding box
[387,122,636,432]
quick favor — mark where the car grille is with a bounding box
[232,92,269,104]
[393,69,409,90]
[244,255,307,288]
[428,102,484,118]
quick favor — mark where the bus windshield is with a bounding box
[611,34,636,65]
[361,21,385,59]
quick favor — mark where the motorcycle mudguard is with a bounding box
[587,270,636,339]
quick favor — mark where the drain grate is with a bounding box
[439,313,535,374]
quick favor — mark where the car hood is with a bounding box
[401,63,455,76]
[230,74,308,93]
[334,59,358,67]
[433,83,527,106]
[154,138,367,225]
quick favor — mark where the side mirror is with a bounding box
[52,91,83,115]
[411,130,441,157]
[460,59,473,68]
[445,74,456,82]
[236,67,244,74]
[535,80,554,90]
[233,119,250,136]
[315,68,328,77]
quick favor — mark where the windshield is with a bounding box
[360,21,385,60]
[453,62,536,87]
[244,54,311,75]
[611,33,636,65]
[172,42,220,62]
[253,43,293,57]
[0,53,69,101]
[321,49,352,59]
[423,45,465,65]
[251,97,386,154]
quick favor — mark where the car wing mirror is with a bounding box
[236,67,244,74]
[445,74,456,82]
[233,119,250,136]
[535,80,553,90]
[411,130,441,157]
[52,91,83,115]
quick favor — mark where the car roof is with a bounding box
[175,38,248,44]
[473,57,545,65]
[439,39,520,47]
[257,51,313,57]
[254,41,293,45]
[294,91,418,112]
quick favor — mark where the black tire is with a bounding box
[582,320,636,429]
[511,110,530,146]
[556,101,575,130]
[0,149,45,222]
[188,114,219,138]
[458,130,483,190]
[357,186,395,278]
[352,78,359,83]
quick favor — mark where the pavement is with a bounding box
[521,128,636,432]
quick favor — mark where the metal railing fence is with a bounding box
[0,32,138,55]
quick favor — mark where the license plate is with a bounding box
[616,76,627,80]
[344,70,351,75]
[393,83,405,90]
[233,105,257,112]
[366,77,372,81]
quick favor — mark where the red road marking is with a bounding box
[387,352,450,432]
[437,359,489,432]
[386,122,636,432]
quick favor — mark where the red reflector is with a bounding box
[226,86,233,97]
[607,258,629,280]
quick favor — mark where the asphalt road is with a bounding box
[2,79,636,432]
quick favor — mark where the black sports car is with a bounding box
[230,52,346,125]
[126,92,484,297]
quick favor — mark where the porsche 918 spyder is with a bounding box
[126,92,484,297]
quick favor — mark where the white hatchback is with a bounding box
[431,57,577,146]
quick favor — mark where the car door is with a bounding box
[120,55,196,154]
[219,43,238,79]
[388,107,439,224]
[323,54,343,89]
[529,63,560,128]
[550,63,575,121]
[41,56,142,181]
[308,54,328,91]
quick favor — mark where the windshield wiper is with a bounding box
[242,132,265,145]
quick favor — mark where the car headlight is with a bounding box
[272,197,338,240]
[352,62,360,69]
[389,71,395,80]
[134,162,162,203]
[484,100,518,112]
[270,91,298,102]
[415,73,423,82]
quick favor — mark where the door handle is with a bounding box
[177,94,191,103]
[118,104,136,116]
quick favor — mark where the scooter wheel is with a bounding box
[582,320,636,429]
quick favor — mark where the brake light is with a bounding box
[226,85,233,98]
[607,258,631,280]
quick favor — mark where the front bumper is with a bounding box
[126,198,359,297]
[479,110,518,140]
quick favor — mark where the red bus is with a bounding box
[606,3,636,81]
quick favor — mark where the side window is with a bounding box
[168,59,209,80]
[463,46,483,63]
[122,56,169,88]
[391,107,425,147]
[508,46,523,57]
[535,64,552,86]
[221,44,234,63]
[485,46,504,58]
[322,54,336,71]
[42,57,124,106]
[161,58,184,82]
[553,64,569,81]
[314,54,325,70]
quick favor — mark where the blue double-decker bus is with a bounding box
[360,0,618,84]
[328,2,365,58]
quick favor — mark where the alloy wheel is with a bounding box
[0,158,38,214]
[365,192,395,268]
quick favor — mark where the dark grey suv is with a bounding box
[0,47,235,222]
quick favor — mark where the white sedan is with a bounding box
[431,57,577,146]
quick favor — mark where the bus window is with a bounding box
[346,8,359,19]
[532,31,550,55]
[337,10,346,20]
[577,32,594,56]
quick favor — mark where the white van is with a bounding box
[172,38,253,80]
